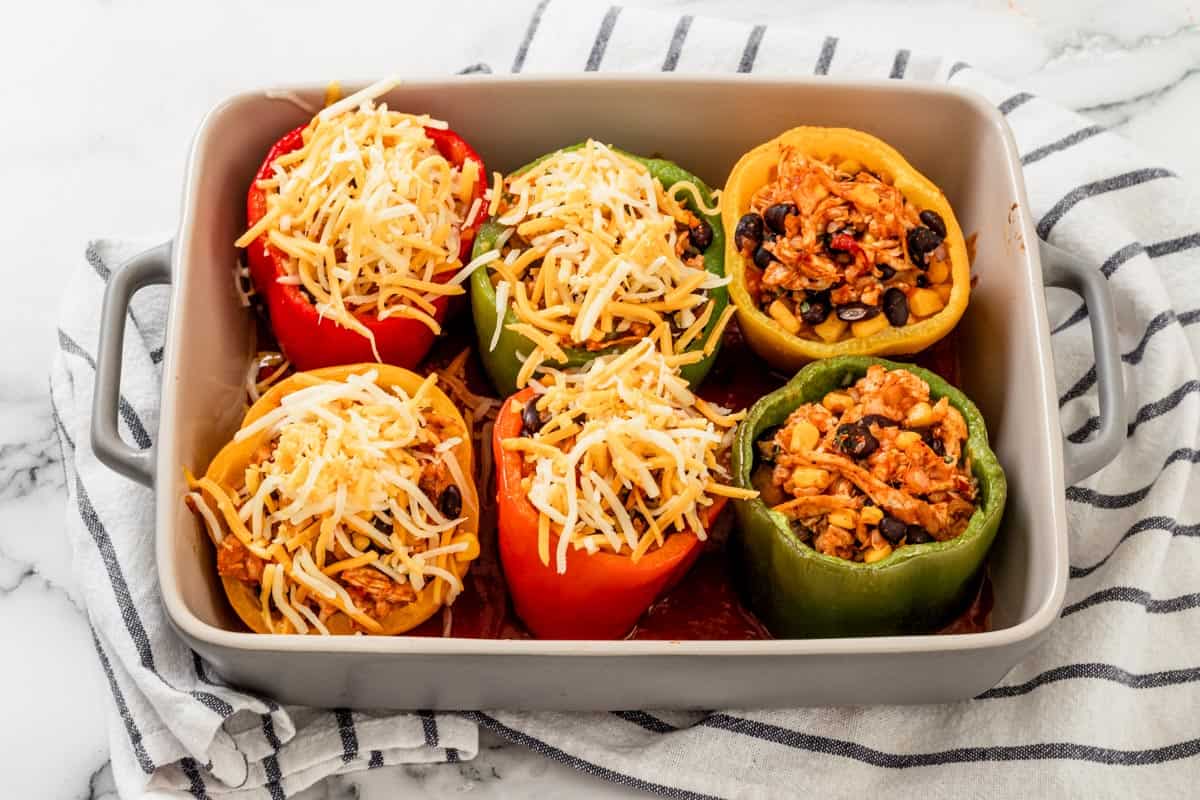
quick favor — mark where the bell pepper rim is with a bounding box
[731,355,1007,573]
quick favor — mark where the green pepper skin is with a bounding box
[469,144,727,396]
[731,356,1007,638]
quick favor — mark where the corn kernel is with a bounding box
[860,506,884,525]
[821,391,854,413]
[790,467,830,488]
[864,544,893,564]
[936,283,953,304]
[909,288,945,317]
[852,314,890,338]
[828,509,858,529]
[813,315,848,342]
[927,258,950,284]
[837,159,862,175]
[352,534,370,551]
[789,420,820,452]
[768,299,801,335]
[906,401,934,428]
[895,430,922,449]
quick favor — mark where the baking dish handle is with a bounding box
[91,241,173,487]
[1039,240,1125,485]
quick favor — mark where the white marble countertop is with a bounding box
[2,0,1197,797]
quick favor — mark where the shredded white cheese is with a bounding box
[485,139,728,386]
[501,339,752,574]
[188,369,477,635]
[236,77,480,360]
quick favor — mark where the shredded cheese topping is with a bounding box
[244,351,291,405]
[187,370,477,635]
[487,139,729,386]
[502,339,754,574]
[235,77,481,359]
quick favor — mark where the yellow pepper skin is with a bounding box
[201,364,479,636]
[722,127,971,372]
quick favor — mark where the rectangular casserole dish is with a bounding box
[91,75,1124,709]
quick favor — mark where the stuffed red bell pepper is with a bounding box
[491,338,755,639]
[237,78,488,370]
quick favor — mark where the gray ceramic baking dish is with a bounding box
[89,75,1125,710]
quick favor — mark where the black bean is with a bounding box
[876,263,897,281]
[882,287,909,326]
[919,209,947,239]
[921,429,946,458]
[790,519,814,543]
[763,203,797,236]
[753,245,776,269]
[521,396,544,435]
[860,414,899,428]
[689,219,714,252]
[836,422,878,459]
[835,302,879,323]
[375,518,394,535]
[878,515,907,543]
[906,526,934,545]
[916,274,931,288]
[438,485,463,519]
[735,213,764,253]
[800,298,830,325]
[907,225,943,255]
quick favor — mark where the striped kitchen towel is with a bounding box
[49,1,1199,798]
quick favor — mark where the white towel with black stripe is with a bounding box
[50,1,1200,797]
[50,237,477,800]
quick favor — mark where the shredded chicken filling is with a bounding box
[755,365,976,562]
[737,147,955,343]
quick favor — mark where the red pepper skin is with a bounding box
[829,233,863,259]
[493,389,726,640]
[244,123,487,370]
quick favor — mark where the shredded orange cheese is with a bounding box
[502,339,752,574]
[235,77,481,360]
[187,369,476,635]
[486,139,728,386]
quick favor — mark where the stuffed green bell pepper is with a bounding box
[468,139,729,395]
[731,356,1006,637]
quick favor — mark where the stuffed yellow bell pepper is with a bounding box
[722,127,970,371]
[185,364,480,636]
